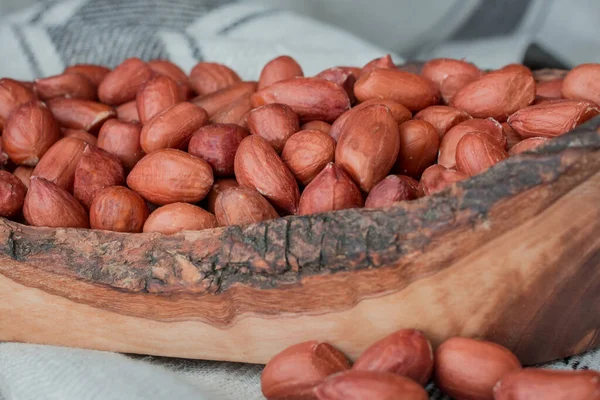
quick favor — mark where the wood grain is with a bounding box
[1,118,600,365]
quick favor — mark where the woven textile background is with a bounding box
[0,0,392,80]
[1,1,599,399]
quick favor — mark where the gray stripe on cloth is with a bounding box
[183,31,204,61]
[523,42,570,69]
[217,8,283,35]
[401,0,479,60]
[59,0,233,31]
[47,25,170,67]
[29,0,58,23]
[451,0,533,39]
[11,26,42,77]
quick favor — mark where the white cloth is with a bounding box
[1,1,599,399]
[0,344,221,400]
[2,343,600,400]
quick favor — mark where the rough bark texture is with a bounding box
[1,119,599,295]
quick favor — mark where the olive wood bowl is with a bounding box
[2,117,600,366]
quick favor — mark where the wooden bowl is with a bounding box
[2,117,600,366]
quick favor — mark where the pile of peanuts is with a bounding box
[0,55,598,233]
[260,330,600,399]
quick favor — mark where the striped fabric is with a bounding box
[0,0,394,80]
